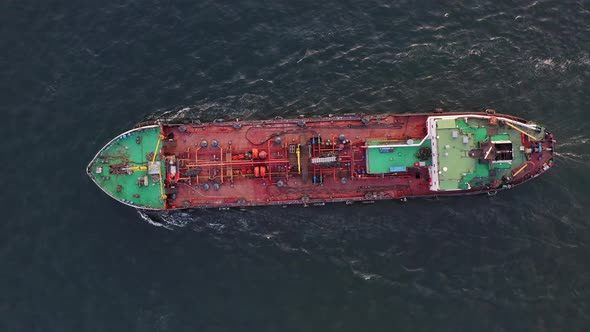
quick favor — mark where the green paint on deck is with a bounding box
[455,119,488,142]
[435,118,536,190]
[458,162,491,189]
[88,126,165,209]
[436,119,457,129]
[366,140,432,174]
[491,134,511,142]
[436,119,488,190]
[492,162,513,169]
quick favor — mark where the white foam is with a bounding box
[554,152,589,164]
[136,210,173,230]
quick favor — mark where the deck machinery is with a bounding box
[87,111,555,210]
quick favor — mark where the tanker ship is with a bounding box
[87,110,555,210]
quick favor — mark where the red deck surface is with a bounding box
[157,113,554,209]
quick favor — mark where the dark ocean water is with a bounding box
[2,0,590,331]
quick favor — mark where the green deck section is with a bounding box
[455,119,488,142]
[88,126,165,209]
[436,120,487,190]
[491,133,511,142]
[366,140,432,174]
[458,162,490,190]
[492,162,513,169]
[435,118,536,190]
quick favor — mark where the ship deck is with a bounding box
[160,114,430,208]
[434,117,530,190]
[87,126,166,209]
[366,139,432,174]
[87,112,555,210]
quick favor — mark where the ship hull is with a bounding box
[87,111,555,210]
